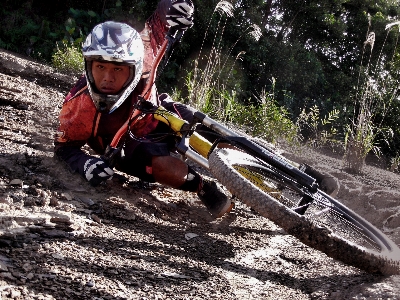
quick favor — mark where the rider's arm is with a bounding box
[143,0,194,56]
[55,141,114,187]
[54,80,101,175]
[54,142,93,174]
[141,0,171,61]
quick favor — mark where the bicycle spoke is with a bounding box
[210,146,400,274]
[233,159,385,253]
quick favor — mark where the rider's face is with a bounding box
[91,61,131,94]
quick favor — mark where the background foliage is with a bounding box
[2,0,400,167]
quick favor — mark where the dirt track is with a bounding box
[1,49,400,299]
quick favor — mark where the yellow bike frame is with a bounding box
[154,106,213,159]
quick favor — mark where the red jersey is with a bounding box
[55,16,166,155]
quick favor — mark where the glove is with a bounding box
[83,158,114,187]
[166,0,194,30]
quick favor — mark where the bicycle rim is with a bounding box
[209,148,400,275]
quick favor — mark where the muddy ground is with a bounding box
[0,49,400,299]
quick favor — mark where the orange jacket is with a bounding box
[55,76,159,154]
[55,13,167,156]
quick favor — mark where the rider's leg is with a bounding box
[151,155,188,188]
[152,156,234,218]
[115,134,233,218]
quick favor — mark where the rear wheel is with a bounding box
[209,148,400,275]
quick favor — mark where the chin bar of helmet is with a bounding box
[102,28,185,166]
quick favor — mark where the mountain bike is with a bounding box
[100,27,400,275]
[104,97,400,276]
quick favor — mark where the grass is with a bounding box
[296,105,340,149]
[51,42,84,75]
[343,16,398,173]
[178,1,297,145]
[47,1,400,168]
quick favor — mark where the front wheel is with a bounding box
[209,148,400,275]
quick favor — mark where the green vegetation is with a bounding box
[2,0,400,172]
[0,0,141,62]
[220,88,299,144]
[296,105,340,149]
[178,1,297,144]
[342,17,399,173]
[52,43,84,75]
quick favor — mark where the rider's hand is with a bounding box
[83,157,114,187]
[158,0,194,31]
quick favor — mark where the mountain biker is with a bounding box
[53,0,234,218]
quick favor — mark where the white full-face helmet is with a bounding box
[82,21,144,113]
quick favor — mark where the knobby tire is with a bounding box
[209,148,400,275]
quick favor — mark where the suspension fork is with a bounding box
[152,106,213,169]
